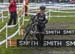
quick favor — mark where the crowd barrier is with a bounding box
[0,15,22,48]
[0,9,9,22]
[0,3,24,48]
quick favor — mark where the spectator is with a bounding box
[8,0,17,25]
[23,0,29,16]
[69,0,74,4]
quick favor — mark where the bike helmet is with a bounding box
[40,6,46,10]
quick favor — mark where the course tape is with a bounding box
[7,24,18,28]
[24,19,30,21]
[0,23,18,32]
[51,10,75,13]
[51,16,75,18]
[0,24,6,32]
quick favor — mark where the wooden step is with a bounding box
[8,39,17,46]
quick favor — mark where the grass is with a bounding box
[51,12,75,16]
[49,17,75,23]
[0,47,75,54]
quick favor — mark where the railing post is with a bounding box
[49,10,51,21]
[18,17,20,35]
[6,23,8,48]
[8,9,9,19]
[22,13,25,25]
[2,10,4,22]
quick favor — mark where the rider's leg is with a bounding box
[40,34,44,47]
[36,25,41,46]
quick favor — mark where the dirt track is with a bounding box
[25,48,75,54]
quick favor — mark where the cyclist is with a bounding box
[35,6,48,47]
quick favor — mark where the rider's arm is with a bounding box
[43,14,48,24]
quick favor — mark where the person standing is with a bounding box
[23,0,29,16]
[8,0,17,25]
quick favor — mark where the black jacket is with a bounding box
[36,13,48,27]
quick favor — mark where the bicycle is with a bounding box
[22,15,38,41]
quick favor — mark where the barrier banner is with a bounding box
[43,29,75,35]
[17,40,75,47]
